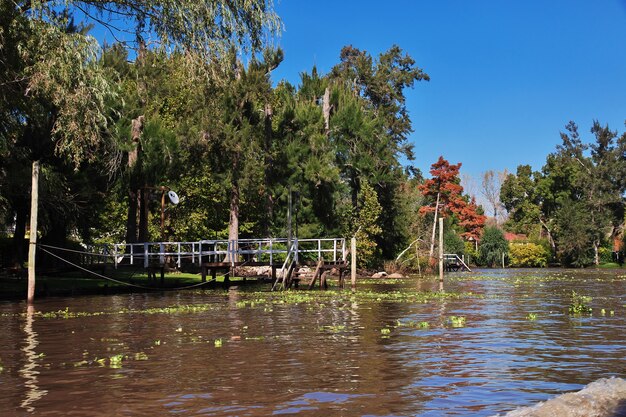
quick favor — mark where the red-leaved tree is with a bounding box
[419,156,485,257]
[457,197,486,241]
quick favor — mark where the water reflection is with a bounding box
[19,304,47,412]
[0,269,625,416]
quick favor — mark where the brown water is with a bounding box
[1,269,625,416]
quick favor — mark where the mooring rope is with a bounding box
[38,243,112,257]
[37,246,216,291]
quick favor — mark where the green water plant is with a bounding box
[568,291,592,315]
[397,320,430,329]
[109,354,124,368]
[448,316,466,327]
[214,338,223,347]
[526,313,538,321]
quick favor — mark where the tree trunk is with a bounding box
[227,155,240,263]
[138,186,150,242]
[593,239,600,266]
[125,189,138,243]
[428,192,440,259]
[323,87,331,133]
[264,103,273,235]
[126,115,144,243]
[12,197,27,267]
[539,218,556,258]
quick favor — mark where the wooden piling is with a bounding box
[351,237,356,289]
[438,217,444,291]
[27,161,39,304]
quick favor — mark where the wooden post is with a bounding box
[27,161,39,304]
[502,252,505,268]
[438,217,444,291]
[351,236,356,289]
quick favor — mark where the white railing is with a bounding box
[87,237,346,269]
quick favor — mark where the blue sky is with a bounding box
[271,0,626,180]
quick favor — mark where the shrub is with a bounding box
[598,246,613,264]
[509,242,549,267]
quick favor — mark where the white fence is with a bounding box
[84,238,347,269]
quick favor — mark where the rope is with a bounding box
[38,246,216,291]
[38,243,112,257]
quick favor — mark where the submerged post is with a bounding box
[351,236,356,289]
[27,161,39,304]
[438,217,444,291]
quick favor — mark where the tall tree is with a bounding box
[481,169,507,224]
[419,156,464,258]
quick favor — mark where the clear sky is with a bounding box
[270,0,626,180]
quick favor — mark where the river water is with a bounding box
[1,269,625,416]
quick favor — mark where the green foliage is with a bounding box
[353,180,383,268]
[444,229,465,256]
[478,227,509,267]
[502,121,626,267]
[1,0,432,268]
[598,246,614,264]
[464,241,478,264]
[509,243,549,267]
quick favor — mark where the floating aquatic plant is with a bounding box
[109,354,124,368]
[214,338,223,347]
[569,291,592,315]
[396,320,430,329]
[448,316,466,327]
[380,328,391,335]
[320,325,346,333]
[526,313,538,321]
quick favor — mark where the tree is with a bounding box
[457,197,486,241]
[481,170,507,224]
[17,1,280,64]
[419,156,464,258]
[330,45,430,257]
[501,121,626,267]
[479,226,508,267]
[352,180,383,268]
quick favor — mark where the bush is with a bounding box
[598,246,613,264]
[509,242,549,267]
[464,241,478,264]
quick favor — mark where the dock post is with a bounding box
[351,236,356,290]
[439,217,444,291]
